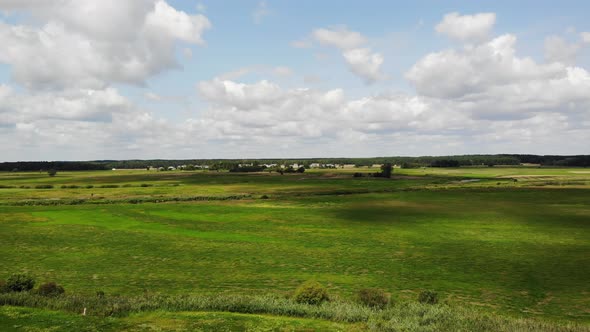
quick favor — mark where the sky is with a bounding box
[0,1,589,161]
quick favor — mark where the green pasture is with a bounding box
[0,167,589,329]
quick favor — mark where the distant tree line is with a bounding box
[2,155,589,172]
[0,161,107,172]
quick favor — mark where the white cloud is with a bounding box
[581,32,590,43]
[273,66,292,77]
[309,26,385,83]
[342,48,386,83]
[1,8,589,160]
[0,85,130,123]
[145,92,162,101]
[312,26,367,50]
[197,79,285,110]
[0,0,211,89]
[407,33,590,123]
[435,12,496,42]
[146,0,210,44]
[183,47,193,58]
[544,35,580,65]
[252,1,270,24]
[407,34,565,99]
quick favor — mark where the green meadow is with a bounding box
[1,167,589,330]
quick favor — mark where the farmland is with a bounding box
[1,167,589,331]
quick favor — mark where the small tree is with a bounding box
[6,274,35,292]
[297,166,306,173]
[47,169,57,177]
[380,163,392,178]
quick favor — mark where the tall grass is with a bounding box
[0,292,586,331]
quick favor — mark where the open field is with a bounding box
[1,167,589,330]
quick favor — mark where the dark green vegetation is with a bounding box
[2,154,590,172]
[0,166,589,330]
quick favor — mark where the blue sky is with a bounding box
[0,1,589,160]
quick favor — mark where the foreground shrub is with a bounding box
[358,288,390,309]
[6,274,35,292]
[418,290,438,304]
[293,280,329,305]
[34,185,54,189]
[36,282,65,297]
[0,280,7,293]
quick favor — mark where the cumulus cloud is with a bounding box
[435,12,496,42]
[342,48,386,83]
[1,7,589,160]
[407,34,565,99]
[582,32,590,43]
[0,0,211,89]
[193,78,474,142]
[312,26,367,50]
[407,32,590,123]
[308,26,385,83]
[0,85,130,122]
[544,35,580,65]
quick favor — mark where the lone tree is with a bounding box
[381,163,393,178]
[47,169,57,177]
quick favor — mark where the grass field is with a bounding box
[1,167,589,330]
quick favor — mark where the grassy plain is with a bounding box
[0,167,589,330]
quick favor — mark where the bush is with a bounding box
[36,282,65,297]
[293,280,329,305]
[0,280,7,293]
[6,274,35,292]
[418,290,438,304]
[34,185,54,189]
[260,194,269,199]
[96,290,105,298]
[358,288,390,309]
[140,184,152,187]
[86,185,94,189]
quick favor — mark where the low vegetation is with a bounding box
[418,290,439,305]
[357,288,390,309]
[0,166,589,330]
[0,292,587,331]
[293,280,330,305]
